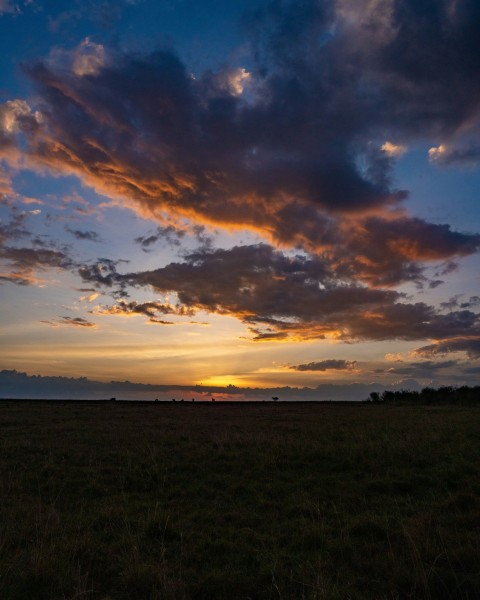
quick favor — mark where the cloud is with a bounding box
[78,258,130,298]
[92,299,194,323]
[0,166,15,197]
[135,225,185,251]
[290,359,357,371]
[226,67,252,96]
[65,227,101,242]
[135,223,214,252]
[41,316,96,328]
[461,296,480,309]
[0,271,38,285]
[379,360,460,377]
[461,365,480,374]
[381,141,407,157]
[0,246,72,270]
[415,337,480,359]
[0,2,475,292]
[80,291,99,302]
[330,216,480,287]
[46,38,108,77]
[72,38,107,77]
[429,141,480,167]
[0,210,29,245]
[0,236,74,285]
[79,243,480,343]
[0,98,40,139]
[1,0,480,347]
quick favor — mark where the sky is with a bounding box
[1,0,480,400]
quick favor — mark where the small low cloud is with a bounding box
[0,271,38,286]
[80,291,99,302]
[41,316,96,328]
[73,38,107,77]
[461,296,480,309]
[65,227,101,242]
[290,359,357,372]
[0,211,29,244]
[135,225,185,251]
[381,141,407,157]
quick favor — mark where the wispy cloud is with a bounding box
[65,227,101,242]
[135,225,185,251]
[290,359,357,372]
[0,245,74,286]
[41,316,96,328]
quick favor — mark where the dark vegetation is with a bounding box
[370,386,480,405]
[1,401,480,599]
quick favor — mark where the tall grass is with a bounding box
[0,402,479,598]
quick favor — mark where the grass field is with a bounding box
[0,401,479,599]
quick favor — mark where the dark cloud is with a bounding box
[41,316,96,328]
[415,337,480,359]
[347,303,479,342]
[291,359,357,372]
[1,0,479,353]
[0,272,33,285]
[79,243,480,343]
[429,142,480,167]
[65,227,101,242]
[135,225,185,251]
[441,295,462,311]
[461,296,480,309]
[19,46,403,226]
[191,225,214,250]
[0,244,74,285]
[0,210,29,245]
[0,0,475,288]
[0,246,72,270]
[381,360,459,377]
[78,258,129,297]
[93,299,194,324]
[121,244,401,331]
[332,217,480,287]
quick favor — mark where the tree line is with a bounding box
[368,386,480,405]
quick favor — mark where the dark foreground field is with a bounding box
[0,402,479,599]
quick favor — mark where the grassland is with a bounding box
[0,401,479,599]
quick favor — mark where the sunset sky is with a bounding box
[1,0,480,399]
